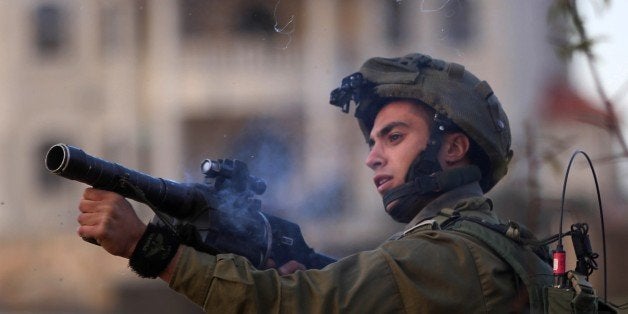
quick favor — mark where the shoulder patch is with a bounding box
[403,219,440,237]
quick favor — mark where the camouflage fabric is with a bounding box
[169,186,536,313]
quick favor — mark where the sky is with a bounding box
[570,0,628,185]
[571,1,628,124]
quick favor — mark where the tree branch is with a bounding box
[567,0,628,156]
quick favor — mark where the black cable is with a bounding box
[537,230,573,247]
[571,223,599,277]
[557,150,608,301]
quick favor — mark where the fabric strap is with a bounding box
[129,223,181,278]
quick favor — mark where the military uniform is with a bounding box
[169,182,545,313]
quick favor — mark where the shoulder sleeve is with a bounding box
[169,245,404,313]
[169,230,518,313]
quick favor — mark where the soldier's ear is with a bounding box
[440,132,470,166]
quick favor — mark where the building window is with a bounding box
[178,0,300,46]
[234,2,275,37]
[442,0,474,45]
[386,0,406,47]
[34,3,67,56]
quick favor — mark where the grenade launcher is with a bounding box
[45,143,335,270]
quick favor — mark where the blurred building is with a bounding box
[0,0,624,312]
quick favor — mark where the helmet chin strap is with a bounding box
[383,165,482,223]
[382,113,482,223]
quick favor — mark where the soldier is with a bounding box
[77,53,553,312]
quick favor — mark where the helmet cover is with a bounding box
[330,53,513,192]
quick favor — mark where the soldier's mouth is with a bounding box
[374,175,393,193]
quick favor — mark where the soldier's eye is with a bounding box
[389,133,402,143]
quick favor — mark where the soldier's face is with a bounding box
[365,100,431,212]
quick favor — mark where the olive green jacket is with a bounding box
[169,183,528,313]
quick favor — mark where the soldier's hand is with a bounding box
[77,188,147,258]
[265,258,306,275]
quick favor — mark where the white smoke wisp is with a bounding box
[419,0,454,13]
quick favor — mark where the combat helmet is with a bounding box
[330,53,513,222]
[331,53,513,193]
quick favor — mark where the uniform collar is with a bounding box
[403,181,484,232]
